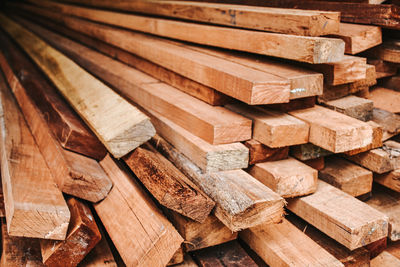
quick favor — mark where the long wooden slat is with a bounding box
[0,70,70,240]
[0,27,106,161]
[0,14,155,158]
[0,51,112,203]
[95,155,183,267]
[287,180,388,250]
[12,7,293,105]
[240,219,344,267]
[151,135,284,232]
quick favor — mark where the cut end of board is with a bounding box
[314,38,345,64]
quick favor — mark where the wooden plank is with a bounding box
[227,103,309,148]
[0,219,45,266]
[288,106,373,153]
[0,51,112,203]
[244,139,289,165]
[371,251,400,266]
[41,198,101,267]
[290,143,332,161]
[368,87,400,114]
[95,155,183,267]
[375,169,400,192]
[371,108,400,141]
[0,28,106,161]
[287,180,389,250]
[240,219,343,267]
[0,70,70,240]
[368,59,397,79]
[330,23,382,55]
[0,14,155,158]
[13,8,293,105]
[347,140,400,174]
[370,40,400,64]
[0,182,4,218]
[344,121,383,156]
[319,157,372,197]
[18,20,253,145]
[322,95,373,122]
[124,145,215,223]
[303,157,325,171]
[145,108,249,173]
[34,0,341,36]
[192,241,258,267]
[248,157,318,198]
[163,209,237,252]
[151,135,284,232]
[269,96,316,112]
[168,247,184,266]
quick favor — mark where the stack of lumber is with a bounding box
[0,0,399,266]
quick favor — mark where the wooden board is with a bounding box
[319,157,372,197]
[368,87,400,114]
[240,219,343,267]
[322,95,373,122]
[41,198,101,267]
[371,251,400,266]
[124,145,215,223]
[290,143,332,161]
[227,103,309,148]
[0,14,156,158]
[0,28,106,161]
[248,157,318,198]
[383,75,400,91]
[303,157,325,171]
[344,121,383,156]
[163,209,237,252]
[370,40,400,64]
[375,169,400,192]
[368,59,397,79]
[244,139,288,165]
[0,70,70,240]
[371,108,400,141]
[287,180,388,250]
[288,106,373,153]
[95,155,183,267]
[151,135,284,232]
[0,51,112,203]
[330,23,382,55]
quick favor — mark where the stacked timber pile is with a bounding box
[0,0,399,266]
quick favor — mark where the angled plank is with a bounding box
[0,14,155,158]
[244,139,289,165]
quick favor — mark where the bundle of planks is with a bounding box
[0,0,399,266]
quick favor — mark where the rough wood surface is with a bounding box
[148,109,248,173]
[151,135,284,232]
[244,139,289,165]
[371,108,400,141]
[368,59,397,79]
[240,219,343,267]
[370,40,400,63]
[375,169,400,193]
[322,95,373,122]
[0,70,70,240]
[41,198,101,267]
[319,157,372,197]
[95,155,183,267]
[0,29,106,160]
[290,143,332,161]
[167,247,184,266]
[368,87,400,114]
[163,209,237,252]
[289,106,373,153]
[287,180,389,250]
[344,121,383,156]
[0,14,155,158]
[124,145,215,223]
[249,157,318,198]
[371,251,400,266]
[0,51,112,203]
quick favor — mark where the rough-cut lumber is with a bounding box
[366,185,400,241]
[371,251,400,266]
[287,180,388,250]
[303,157,325,171]
[371,40,400,63]
[0,219,45,266]
[192,241,258,267]
[288,106,373,153]
[163,209,237,252]
[0,29,106,160]
[227,104,309,148]
[319,157,372,197]
[0,71,70,240]
[0,51,112,203]
[375,169,400,193]
[368,87,400,114]
[330,23,382,55]
[368,59,397,79]
[344,121,383,156]
[371,108,400,141]
[347,141,400,174]
[322,95,373,122]
[41,198,101,267]
[14,9,292,105]
[124,145,215,223]
[240,219,343,267]
[95,155,183,267]
[244,139,289,165]
[249,157,317,198]
[0,14,155,158]
[146,109,248,173]
[151,135,284,232]
[19,20,253,145]
[290,143,332,161]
